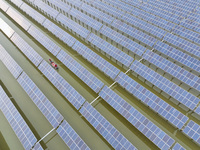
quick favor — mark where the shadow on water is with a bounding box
[0,132,10,150]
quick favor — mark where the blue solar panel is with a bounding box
[17,72,64,128]
[87,33,134,67]
[10,33,43,67]
[183,121,200,145]
[81,3,114,24]
[38,61,86,110]
[154,41,200,74]
[111,19,157,47]
[99,86,175,149]
[57,50,104,93]
[28,26,61,56]
[32,0,59,19]
[164,33,200,58]
[79,101,137,150]
[172,25,200,45]
[0,0,10,12]
[56,120,90,150]
[180,19,200,33]
[121,13,167,39]
[86,0,125,18]
[143,50,200,92]
[69,8,103,31]
[6,7,31,31]
[55,13,90,39]
[0,86,43,150]
[45,0,71,13]
[115,72,188,129]
[172,143,186,150]
[60,0,83,8]
[99,26,146,56]
[0,44,23,79]
[0,18,15,38]
[130,60,200,110]
[42,19,77,47]
[20,3,46,24]
[72,41,120,80]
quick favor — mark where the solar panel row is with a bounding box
[164,33,200,58]
[87,33,134,67]
[45,0,71,13]
[0,44,23,79]
[130,60,200,110]
[99,86,175,150]
[99,25,146,56]
[27,25,61,56]
[111,19,157,47]
[79,101,137,150]
[57,50,104,93]
[42,19,77,47]
[32,0,59,19]
[183,120,200,145]
[142,50,200,92]
[0,18,15,38]
[0,86,43,150]
[10,32,43,67]
[115,72,188,129]
[172,143,186,150]
[38,61,86,110]
[17,72,64,128]
[154,41,200,75]
[6,7,31,31]
[69,7,103,31]
[56,13,90,39]
[0,0,9,12]
[56,120,90,150]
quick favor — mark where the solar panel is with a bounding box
[0,0,10,12]
[164,33,200,58]
[180,18,200,33]
[6,7,31,31]
[0,18,15,38]
[99,25,146,56]
[9,0,23,7]
[0,44,23,79]
[87,33,134,67]
[121,13,167,39]
[99,86,175,149]
[130,60,200,110]
[115,72,188,129]
[111,19,157,47]
[60,0,83,8]
[69,7,103,31]
[42,19,77,47]
[154,41,200,74]
[72,41,120,80]
[57,50,104,93]
[56,13,90,39]
[80,3,114,24]
[172,25,200,45]
[38,60,86,110]
[143,50,200,92]
[20,3,46,24]
[79,101,137,150]
[0,86,43,150]
[17,72,64,128]
[183,121,200,145]
[10,33,43,67]
[32,0,59,19]
[45,0,71,13]
[172,143,185,150]
[56,120,90,150]
[28,26,61,56]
